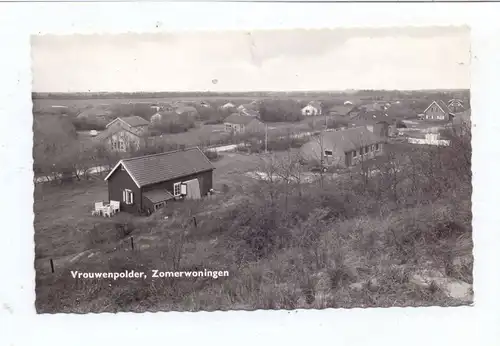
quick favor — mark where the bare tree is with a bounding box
[274,151,304,213]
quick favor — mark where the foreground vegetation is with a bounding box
[34,125,472,313]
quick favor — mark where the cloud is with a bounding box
[31,27,470,92]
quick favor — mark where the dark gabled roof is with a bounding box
[106,116,150,128]
[328,105,355,116]
[143,189,174,203]
[224,113,260,125]
[121,116,150,127]
[424,100,451,114]
[104,147,214,187]
[319,127,383,153]
[438,100,451,113]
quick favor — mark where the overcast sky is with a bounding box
[31,27,470,92]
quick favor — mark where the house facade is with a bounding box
[301,101,323,116]
[107,128,144,152]
[300,127,385,168]
[96,116,150,152]
[423,100,452,121]
[224,114,265,134]
[104,147,215,215]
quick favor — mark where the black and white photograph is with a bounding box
[31,27,472,313]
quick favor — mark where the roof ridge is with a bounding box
[121,146,201,162]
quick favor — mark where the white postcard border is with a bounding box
[0,2,498,346]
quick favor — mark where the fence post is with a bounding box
[131,236,135,250]
[192,216,197,228]
[50,258,55,273]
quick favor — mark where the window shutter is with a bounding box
[123,190,126,202]
[130,192,134,204]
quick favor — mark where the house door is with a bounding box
[345,152,351,167]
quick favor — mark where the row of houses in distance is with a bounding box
[87,97,470,153]
[97,103,470,216]
[102,109,470,216]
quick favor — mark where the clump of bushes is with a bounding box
[149,113,196,135]
[71,118,106,131]
[259,100,304,122]
[202,149,222,162]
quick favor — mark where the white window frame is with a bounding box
[173,182,182,197]
[352,150,357,158]
[154,201,166,211]
[123,189,134,205]
[119,139,125,151]
[324,150,333,157]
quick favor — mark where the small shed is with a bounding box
[104,147,215,215]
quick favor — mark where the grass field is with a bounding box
[155,123,230,146]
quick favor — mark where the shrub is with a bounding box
[202,149,221,162]
[259,100,304,122]
[150,114,196,134]
[395,120,407,128]
[71,118,106,131]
